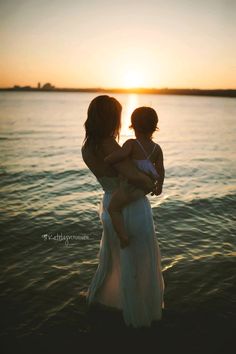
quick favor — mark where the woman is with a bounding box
[82,95,164,328]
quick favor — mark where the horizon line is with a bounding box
[0,85,235,98]
[0,85,236,91]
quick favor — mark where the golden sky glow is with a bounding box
[0,0,235,89]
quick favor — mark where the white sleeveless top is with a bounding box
[133,139,159,180]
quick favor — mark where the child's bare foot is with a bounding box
[119,235,130,249]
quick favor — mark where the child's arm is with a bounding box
[153,144,165,195]
[104,139,133,164]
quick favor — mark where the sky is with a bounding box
[0,0,235,89]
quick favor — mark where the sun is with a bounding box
[122,70,145,88]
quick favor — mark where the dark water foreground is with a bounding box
[1,301,235,354]
[2,311,235,354]
[1,257,235,354]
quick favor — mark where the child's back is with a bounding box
[129,138,159,180]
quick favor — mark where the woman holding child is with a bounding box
[82,95,165,328]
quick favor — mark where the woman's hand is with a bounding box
[151,183,163,196]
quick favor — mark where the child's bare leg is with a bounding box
[108,188,145,249]
[108,189,131,249]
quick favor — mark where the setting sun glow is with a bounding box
[123,71,146,88]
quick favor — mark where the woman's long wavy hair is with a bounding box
[83,95,122,152]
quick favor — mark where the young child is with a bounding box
[104,106,165,249]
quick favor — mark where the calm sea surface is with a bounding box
[0,91,236,337]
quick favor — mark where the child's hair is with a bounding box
[130,107,159,135]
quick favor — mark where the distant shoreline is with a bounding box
[0,87,236,98]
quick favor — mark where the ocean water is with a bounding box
[0,91,236,338]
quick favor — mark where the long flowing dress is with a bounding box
[86,176,165,328]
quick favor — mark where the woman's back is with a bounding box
[82,141,118,178]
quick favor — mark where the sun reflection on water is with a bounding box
[163,255,186,272]
[120,94,138,144]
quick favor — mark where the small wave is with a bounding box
[156,193,236,219]
[0,168,91,184]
